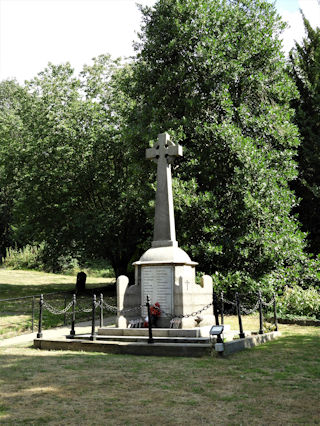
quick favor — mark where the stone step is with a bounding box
[72,334,210,344]
[97,325,228,338]
[34,337,212,357]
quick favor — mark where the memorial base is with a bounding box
[117,245,215,329]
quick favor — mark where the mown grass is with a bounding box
[0,323,319,425]
[1,270,319,424]
[0,269,114,297]
[0,269,116,339]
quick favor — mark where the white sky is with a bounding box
[0,0,319,83]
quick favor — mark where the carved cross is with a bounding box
[146,132,183,248]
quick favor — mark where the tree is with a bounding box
[0,80,31,259]
[289,14,320,255]
[6,57,152,276]
[125,0,308,294]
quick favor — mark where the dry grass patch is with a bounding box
[0,315,31,340]
[0,323,319,425]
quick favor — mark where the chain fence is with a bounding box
[39,292,276,321]
[2,284,278,340]
[43,300,74,315]
[0,285,117,339]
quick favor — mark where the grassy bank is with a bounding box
[0,323,319,424]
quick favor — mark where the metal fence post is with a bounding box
[220,291,224,325]
[31,296,35,333]
[213,292,220,326]
[90,294,97,341]
[37,294,43,338]
[258,290,264,334]
[236,292,245,339]
[99,293,104,328]
[63,294,67,326]
[69,294,76,338]
[146,295,154,344]
[273,293,278,332]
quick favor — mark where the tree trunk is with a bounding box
[110,257,134,284]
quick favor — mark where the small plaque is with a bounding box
[141,266,173,317]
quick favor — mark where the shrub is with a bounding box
[277,285,320,320]
[2,244,45,270]
[211,270,275,304]
[35,244,80,274]
[2,243,80,274]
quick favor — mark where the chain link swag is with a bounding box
[42,294,274,318]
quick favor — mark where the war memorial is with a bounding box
[34,133,280,356]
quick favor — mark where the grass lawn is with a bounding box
[0,269,319,424]
[0,323,318,425]
[0,269,115,340]
[0,269,115,298]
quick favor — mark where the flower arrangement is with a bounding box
[150,302,161,318]
[144,302,161,327]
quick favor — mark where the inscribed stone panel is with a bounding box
[141,265,173,317]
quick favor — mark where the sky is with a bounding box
[0,0,319,84]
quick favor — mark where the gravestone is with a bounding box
[75,271,87,293]
[119,132,214,328]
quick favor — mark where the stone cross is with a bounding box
[146,132,183,248]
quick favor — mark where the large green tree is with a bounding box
[125,0,308,293]
[289,15,320,255]
[4,57,152,276]
[0,80,31,259]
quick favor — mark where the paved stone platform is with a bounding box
[33,329,280,357]
[221,331,281,355]
[33,337,212,357]
[0,317,116,348]
[98,326,214,337]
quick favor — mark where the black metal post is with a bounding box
[220,291,224,325]
[258,290,264,335]
[236,292,245,339]
[63,294,67,326]
[90,294,97,341]
[213,292,220,326]
[37,294,43,338]
[31,296,35,333]
[146,295,154,344]
[69,294,76,338]
[99,293,104,328]
[273,293,278,332]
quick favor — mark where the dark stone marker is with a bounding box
[76,271,87,293]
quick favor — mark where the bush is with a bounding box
[80,258,114,278]
[277,285,320,320]
[210,255,320,304]
[211,270,275,304]
[2,243,80,274]
[35,244,80,274]
[2,244,45,270]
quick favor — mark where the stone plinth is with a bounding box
[129,246,215,328]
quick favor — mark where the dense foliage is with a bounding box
[2,244,46,271]
[289,15,320,255]
[0,58,152,276]
[277,285,320,320]
[0,80,29,259]
[0,0,319,299]
[125,0,311,294]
